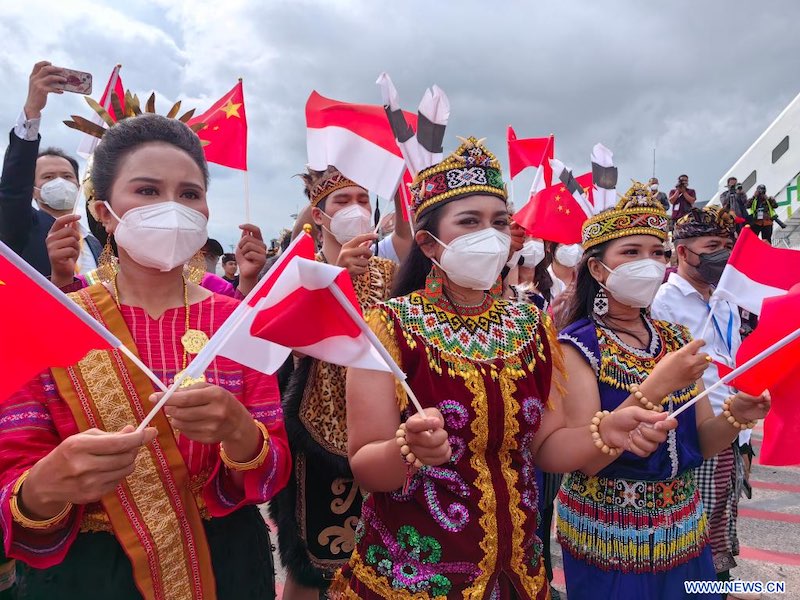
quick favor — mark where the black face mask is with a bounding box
[687,247,731,286]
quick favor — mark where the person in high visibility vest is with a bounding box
[748,184,778,244]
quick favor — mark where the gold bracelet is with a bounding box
[219,420,271,471]
[590,410,621,456]
[10,470,73,530]
[722,396,758,430]
[629,384,664,412]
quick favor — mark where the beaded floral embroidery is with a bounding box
[361,505,480,596]
[391,400,471,532]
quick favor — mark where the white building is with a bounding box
[709,91,800,248]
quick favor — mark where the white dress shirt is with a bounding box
[652,272,749,444]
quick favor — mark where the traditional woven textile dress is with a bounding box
[556,316,717,600]
[331,290,559,599]
[0,285,291,600]
[270,255,395,589]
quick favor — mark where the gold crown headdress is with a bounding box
[409,136,507,220]
[581,181,669,250]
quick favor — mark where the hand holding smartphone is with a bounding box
[57,68,92,95]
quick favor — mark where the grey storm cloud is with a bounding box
[2,0,798,249]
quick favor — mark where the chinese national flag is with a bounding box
[513,182,588,245]
[0,242,117,403]
[189,81,248,170]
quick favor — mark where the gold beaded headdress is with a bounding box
[581,181,669,250]
[300,167,365,208]
[409,136,507,220]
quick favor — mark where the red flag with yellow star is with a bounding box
[0,241,122,403]
[513,182,588,245]
[189,80,248,170]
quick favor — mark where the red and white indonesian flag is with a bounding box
[714,227,800,314]
[306,91,407,199]
[189,233,317,377]
[77,65,124,158]
[249,259,390,372]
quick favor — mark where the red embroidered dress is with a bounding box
[0,290,290,599]
[331,292,557,600]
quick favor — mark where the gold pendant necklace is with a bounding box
[176,276,207,388]
[113,274,208,389]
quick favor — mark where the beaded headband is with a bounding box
[581,182,669,250]
[674,206,736,240]
[410,136,507,220]
[309,171,365,207]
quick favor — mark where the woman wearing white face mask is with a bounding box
[0,113,291,600]
[504,238,550,308]
[555,184,770,600]
[332,139,673,600]
[548,242,582,299]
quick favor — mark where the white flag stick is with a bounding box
[699,300,717,342]
[136,371,190,431]
[118,346,168,393]
[243,170,251,224]
[670,325,800,420]
[328,282,426,414]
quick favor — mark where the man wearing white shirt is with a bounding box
[652,207,755,596]
[0,61,101,276]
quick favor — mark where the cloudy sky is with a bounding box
[2,0,798,249]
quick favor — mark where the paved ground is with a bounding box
[270,423,800,598]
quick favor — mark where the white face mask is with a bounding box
[105,201,208,272]
[519,239,545,268]
[555,244,583,268]
[429,228,511,291]
[36,178,79,210]
[323,204,372,244]
[599,258,666,308]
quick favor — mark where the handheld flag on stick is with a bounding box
[0,241,167,403]
[718,284,800,465]
[306,89,410,200]
[669,320,800,422]
[189,80,248,170]
[137,232,317,430]
[713,227,800,315]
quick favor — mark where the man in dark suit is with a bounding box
[0,61,101,276]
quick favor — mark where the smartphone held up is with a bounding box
[57,68,92,95]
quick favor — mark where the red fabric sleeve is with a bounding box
[202,368,291,516]
[0,377,85,568]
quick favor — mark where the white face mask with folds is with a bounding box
[322,204,372,244]
[428,228,511,291]
[555,243,584,268]
[36,177,79,210]
[105,201,209,272]
[599,258,667,308]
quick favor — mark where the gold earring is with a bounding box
[95,234,118,283]
[184,251,206,285]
